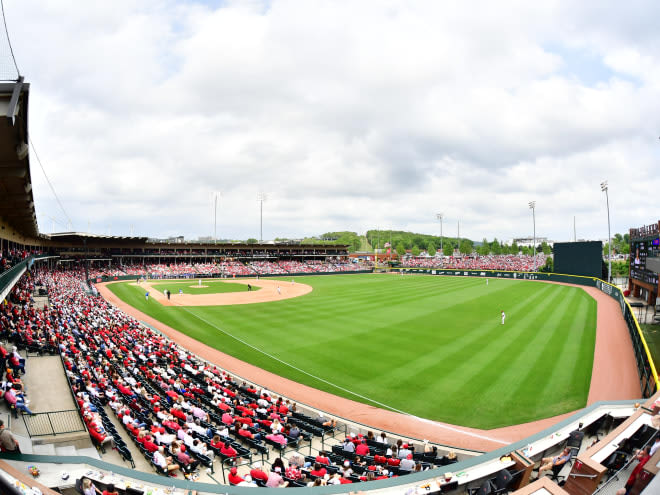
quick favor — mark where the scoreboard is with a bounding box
[554,241,603,278]
[630,236,660,286]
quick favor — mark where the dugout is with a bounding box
[553,241,603,279]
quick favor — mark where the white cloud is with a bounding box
[5,0,660,242]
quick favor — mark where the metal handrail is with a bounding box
[21,409,86,437]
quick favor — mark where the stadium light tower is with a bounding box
[436,213,443,255]
[257,192,267,242]
[529,201,536,271]
[601,181,611,283]
[213,191,221,244]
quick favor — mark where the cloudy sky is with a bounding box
[4,0,660,243]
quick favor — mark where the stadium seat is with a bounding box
[468,479,494,495]
[603,450,628,480]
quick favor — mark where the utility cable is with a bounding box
[29,136,75,231]
[0,0,20,78]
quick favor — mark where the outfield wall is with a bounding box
[90,270,374,283]
[393,266,659,398]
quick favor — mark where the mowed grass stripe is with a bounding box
[371,283,554,396]
[416,284,565,426]
[107,274,597,428]
[478,287,588,426]
[442,286,567,423]
[531,292,596,417]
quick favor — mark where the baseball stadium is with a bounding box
[0,79,660,495]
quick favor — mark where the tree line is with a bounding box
[251,230,632,266]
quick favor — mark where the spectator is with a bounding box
[625,447,651,494]
[538,447,572,476]
[228,467,244,485]
[81,478,101,495]
[0,419,20,452]
[101,484,119,495]
[153,446,180,475]
[266,465,287,487]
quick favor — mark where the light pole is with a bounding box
[257,192,267,242]
[601,181,611,283]
[213,192,221,243]
[436,213,443,255]
[529,201,536,271]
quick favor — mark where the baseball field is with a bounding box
[107,274,597,429]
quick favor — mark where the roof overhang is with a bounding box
[0,77,37,238]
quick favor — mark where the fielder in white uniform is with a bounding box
[501,310,506,325]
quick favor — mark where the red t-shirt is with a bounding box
[250,469,268,481]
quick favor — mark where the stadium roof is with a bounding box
[46,232,149,243]
[0,78,38,238]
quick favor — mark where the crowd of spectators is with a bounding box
[0,266,452,485]
[87,260,368,279]
[0,248,33,274]
[401,254,549,272]
[248,261,290,275]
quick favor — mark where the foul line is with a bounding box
[172,302,510,446]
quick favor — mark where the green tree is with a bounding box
[541,241,552,255]
[478,238,489,255]
[491,238,501,255]
[511,241,519,254]
[611,260,629,277]
[427,242,436,256]
[459,239,473,255]
[539,256,554,273]
[411,245,421,256]
[246,238,258,244]
[396,242,407,258]
[443,241,453,257]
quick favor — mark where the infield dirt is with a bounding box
[135,278,312,306]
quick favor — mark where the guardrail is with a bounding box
[393,266,660,398]
[0,258,29,302]
[22,409,86,438]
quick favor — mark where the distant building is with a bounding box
[509,237,552,248]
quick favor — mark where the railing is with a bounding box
[22,409,86,437]
[0,258,29,301]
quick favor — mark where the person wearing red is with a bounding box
[355,439,370,456]
[250,467,269,483]
[220,441,237,458]
[101,484,119,495]
[625,446,651,494]
[310,463,327,478]
[143,436,159,453]
[285,463,302,480]
[228,467,245,485]
[210,434,224,449]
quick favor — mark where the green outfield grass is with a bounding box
[640,323,660,369]
[148,279,259,295]
[108,274,597,429]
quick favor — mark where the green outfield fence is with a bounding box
[389,266,660,398]
[89,270,373,284]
